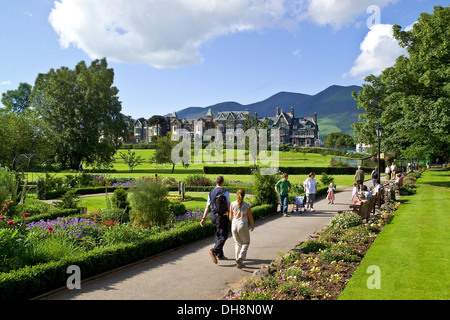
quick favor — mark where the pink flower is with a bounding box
[7,221,14,226]
[2,207,7,211]
[0,216,5,220]
[47,226,54,232]
[23,213,31,218]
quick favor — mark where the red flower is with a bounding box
[47,226,54,231]
[0,216,5,220]
[7,221,14,226]
[2,207,7,211]
[23,213,31,218]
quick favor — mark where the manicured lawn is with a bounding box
[339,168,450,300]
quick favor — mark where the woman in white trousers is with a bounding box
[230,189,254,269]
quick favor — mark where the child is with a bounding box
[327,183,336,204]
[354,193,367,206]
[351,183,359,202]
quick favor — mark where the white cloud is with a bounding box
[344,24,407,78]
[49,0,297,68]
[303,0,398,29]
[0,81,12,86]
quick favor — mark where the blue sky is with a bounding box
[0,0,446,119]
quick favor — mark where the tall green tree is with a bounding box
[1,82,32,114]
[352,6,449,162]
[31,59,127,169]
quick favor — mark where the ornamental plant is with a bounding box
[329,211,362,229]
[128,178,171,228]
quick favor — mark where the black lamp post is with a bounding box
[375,123,383,183]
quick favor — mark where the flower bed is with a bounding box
[0,202,277,300]
[226,202,401,300]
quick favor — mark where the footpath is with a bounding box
[41,183,359,300]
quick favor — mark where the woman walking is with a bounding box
[230,189,254,269]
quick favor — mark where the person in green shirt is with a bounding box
[275,173,291,217]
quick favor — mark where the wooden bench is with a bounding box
[349,195,376,221]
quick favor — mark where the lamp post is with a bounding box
[375,123,383,183]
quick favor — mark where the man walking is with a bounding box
[275,173,291,217]
[354,166,365,192]
[200,176,231,264]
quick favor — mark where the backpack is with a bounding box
[210,187,228,215]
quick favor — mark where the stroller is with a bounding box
[293,193,305,212]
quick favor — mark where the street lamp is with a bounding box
[375,123,383,183]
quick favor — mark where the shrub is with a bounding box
[184,174,213,186]
[252,169,280,206]
[320,173,334,186]
[329,212,362,229]
[319,243,361,262]
[298,239,329,253]
[128,179,171,228]
[53,190,80,210]
[168,202,187,217]
[111,187,130,213]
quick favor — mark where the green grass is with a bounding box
[339,168,450,300]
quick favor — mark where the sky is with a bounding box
[0,0,447,119]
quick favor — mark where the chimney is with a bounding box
[314,112,317,124]
[291,107,294,117]
[255,112,258,119]
[276,107,280,116]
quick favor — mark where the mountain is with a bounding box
[169,85,363,138]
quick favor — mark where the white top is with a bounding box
[303,178,317,194]
[230,201,251,221]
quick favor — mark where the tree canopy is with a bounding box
[352,5,449,162]
[31,58,127,169]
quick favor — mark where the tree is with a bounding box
[31,59,127,169]
[1,82,32,114]
[324,132,355,149]
[120,149,143,172]
[0,109,51,169]
[152,132,178,173]
[352,6,449,162]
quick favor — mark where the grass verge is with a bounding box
[339,168,449,300]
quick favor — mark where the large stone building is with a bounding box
[134,107,320,147]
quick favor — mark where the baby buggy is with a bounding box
[293,194,305,212]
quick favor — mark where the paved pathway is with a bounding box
[41,184,359,300]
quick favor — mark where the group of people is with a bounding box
[200,172,327,269]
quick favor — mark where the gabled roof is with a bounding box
[216,111,250,120]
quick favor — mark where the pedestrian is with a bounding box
[362,185,371,199]
[371,167,378,187]
[79,162,83,173]
[385,164,391,182]
[390,162,397,179]
[200,176,231,264]
[327,182,336,204]
[275,173,291,217]
[354,166,365,192]
[350,182,359,202]
[303,172,317,211]
[230,189,254,269]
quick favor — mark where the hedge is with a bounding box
[203,166,371,175]
[0,203,277,300]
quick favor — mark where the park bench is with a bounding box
[349,195,376,221]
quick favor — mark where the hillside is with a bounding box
[170,85,363,138]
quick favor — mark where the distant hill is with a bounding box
[169,85,363,138]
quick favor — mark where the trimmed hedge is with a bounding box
[204,166,371,175]
[0,203,277,300]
